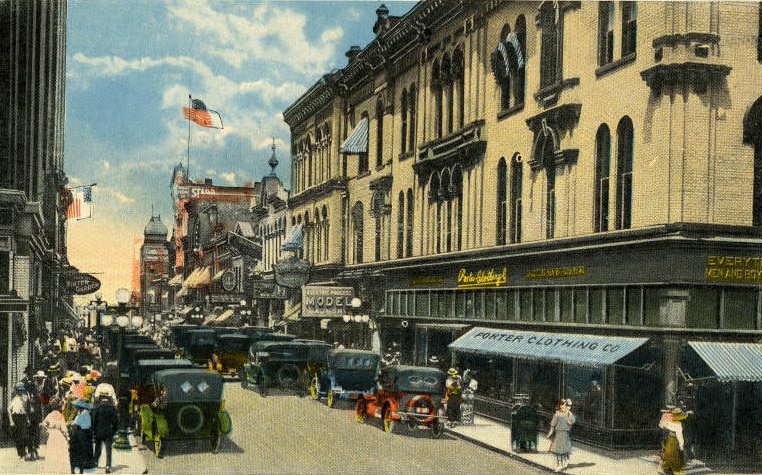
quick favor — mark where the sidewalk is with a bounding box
[446,415,711,475]
[0,434,147,475]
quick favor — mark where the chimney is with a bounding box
[345,45,361,64]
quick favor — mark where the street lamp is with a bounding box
[112,290,143,451]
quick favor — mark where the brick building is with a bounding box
[282,1,762,457]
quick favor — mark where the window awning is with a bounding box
[449,327,649,367]
[182,268,201,288]
[212,270,225,283]
[175,287,188,299]
[688,341,762,382]
[192,266,211,288]
[281,224,304,252]
[167,274,184,287]
[340,117,368,155]
[491,32,524,79]
[213,309,236,325]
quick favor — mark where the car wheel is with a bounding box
[240,367,248,389]
[382,407,395,434]
[310,377,320,401]
[277,364,301,388]
[355,399,366,424]
[326,390,334,408]
[431,421,445,438]
[406,421,417,432]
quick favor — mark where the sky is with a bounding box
[64,0,416,304]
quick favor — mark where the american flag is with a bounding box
[183,98,214,128]
[66,186,93,220]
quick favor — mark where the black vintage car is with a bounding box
[181,329,216,365]
[169,324,199,349]
[237,326,277,341]
[130,358,195,433]
[211,334,250,377]
[140,368,231,457]
[127,348,177,380]
[240,340,330,396]
[311,349,380,408]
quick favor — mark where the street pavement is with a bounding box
[139,382,545,475]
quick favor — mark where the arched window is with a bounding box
[539,2,560,88]
[616,117,634,230]
[442,54,454,135]
[321,205,329,262]
[406,188,414,257]
[306,136,313,188]
[514,16,527,106]
[453,48,465,130]
[497,24,512,111]
[397,191,405,258]
[432,61,443,139]
[408,84,417,151]
[622,1,638,57]
[376,96,384,169]
[359,111,369,174]
[594,124,611,232]
[598,1,615,66]
[497,158,508,245]
[351,202,364,263]
[400,90,408,154]
[441,168,452,252]
[451,166,463,251]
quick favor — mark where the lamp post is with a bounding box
[240,300,252,326]
[111,289,143,451]
[341,298,368,349]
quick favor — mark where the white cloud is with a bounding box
[100,160,111,171]
[220,172,236,184]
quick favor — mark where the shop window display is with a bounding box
[533,288,544,321]
[507,290,517,321]
[458,354,514,402]
[574,289,588,323]
[687,287,719,329]
[566,366,604,427]
[643,287,661,327]
[407,292,415,316]
[496,291,507,320]
[615,366,661,430]
[520,289,532,321]
[545,288,557,322]
[626,287,642,325]
[485,291,496,320]
[517,360,560,415]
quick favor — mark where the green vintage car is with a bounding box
[140,368,231,457]
[240,340,331,397]
[180,329,216,366]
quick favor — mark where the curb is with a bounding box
[445,428,555,473]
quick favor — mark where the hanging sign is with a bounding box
[65,273,101,295]
[274,256,310,289]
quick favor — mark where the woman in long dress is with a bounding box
[548,399,576,472]
[659,408,687,474]
[42,410,69,474]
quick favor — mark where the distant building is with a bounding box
[283,0,762,457]
[0,0,70,419]
[140,215,170,319]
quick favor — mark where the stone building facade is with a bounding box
[282,1,762,455]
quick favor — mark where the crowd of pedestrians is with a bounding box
[6,328,120,474]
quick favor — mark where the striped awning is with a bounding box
[167,274,184,287]
[191,266,211,288]
[281,224,303,252]
[212,270,225,283]
[182,268,201,288]
[688,341,762,382]
[213,309,236,325]
[449,327,648,367]
[340,117,368,154]
[491,32,524,79]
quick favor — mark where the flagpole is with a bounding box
[187,94,192,180]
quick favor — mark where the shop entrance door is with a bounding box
[735,382,762,459]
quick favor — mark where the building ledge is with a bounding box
[497,103,524,122]
[595,53,636,78]
[533,77,579,108]
[640,61,731,93]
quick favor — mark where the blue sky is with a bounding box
[64,0,415,302]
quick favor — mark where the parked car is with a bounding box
[140,368,231,457]
[311,349,380,408]
[169,324,199,349]
[355,365,446,437]
[130,358,194,433]
[211,334,250,377]
[240,340,329,396]
[237,326,277,341]
[180,328,216,365]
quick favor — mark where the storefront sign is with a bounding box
[457,267,507,289]
[274,256,310,289]
[410,276,445,286]
[526,266,587,280]
[302,286,354,318]
[253,281,288,300]
[143,246,168,262]
[65,273,101,295]
[221,270,237,291]
[706,255,762,283]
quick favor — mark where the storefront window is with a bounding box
[560,288,573,322]
[485,291,496,320]
[590,289,604,324]
[574,289,588,323]
[454,291,464,318]
[416,290,429,317]
[507,289,517,321]
[520,289,532,321]
[400,293,408,316]
[607,288,624,325]
[465,291,475,319]
[626,287,642,326]
[407,291,415,316]
[533,288,544,321]
[431,292,440,318]
[615,366,661,429]
[687,286,719,329]
[458,353,514,402]
[643,287,661,327]
[545,288,557,322]
[565,366,604,427]
[496,291,507,320]
[439,291,451,319]
[723,287,757,329]
[516,359,560,414]
[390,292,399,316]
[474,291,483,319]
[387,292,393,315]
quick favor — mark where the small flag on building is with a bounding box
[66,185,93,221]
[182,96,223,129]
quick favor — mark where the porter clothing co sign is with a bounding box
[302,286,354,318]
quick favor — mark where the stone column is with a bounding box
[659,288,689,406]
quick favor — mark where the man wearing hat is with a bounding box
[92,392,119,473]
[659,407,688,474]
[7,383,30,460]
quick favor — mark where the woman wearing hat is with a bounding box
[69,399,95,474]
[7,383,30,460]
[659,408,688,474]
[444,368,463,427]
[548,399,576,472]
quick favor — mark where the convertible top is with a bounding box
[328,349,380,370]
[153,368,224,402]
[379,365,446,395]
[136,359,194,383]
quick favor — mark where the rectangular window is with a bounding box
[465,291,475,319]
[439,291,451,319]
[687,287,719,329]
[0,251,9,294]
[520,289,532,321]
[589,289,604,324]
[626,287,642,326]
[533,288,544,321]
[545,288,557,322]
[474,291,484,319]
[560,288,574,322]
[574,288,588,323]
[643,287,661,327]
[485,291,496,320]
[607,288,624,325]
[416,290,429,317]
[622,1,638,57]
[539,3,560,88]
[454,290,464,319]
[407,291,415,316]
[507,289,517,321]
[598,2,615,65]
[496,291,507,320]
[723,287,757,330]
[431,292,439,318]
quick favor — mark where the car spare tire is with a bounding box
[277,364,301,388]
[177,404,204,434]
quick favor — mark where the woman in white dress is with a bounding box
[42,410,69,474]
